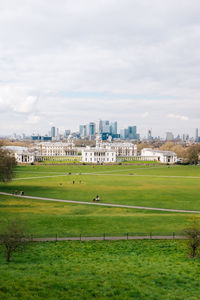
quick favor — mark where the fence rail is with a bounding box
[25,232,186,242]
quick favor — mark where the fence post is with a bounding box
[80,234,82,241]
[173,232,175,239]
[103,233,105,240]
[150,232,152,239]
[127,233,129,240]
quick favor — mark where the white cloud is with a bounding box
[167,114,189,121]
[141,112,149,118]
[0,0,200,136]
[27,115,41,124]
[0,86,37,113]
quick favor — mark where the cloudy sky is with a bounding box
[0,0,200,137]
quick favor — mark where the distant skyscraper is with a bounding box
[80,125,87,137]
[110,122,118,135]
[147,130,152,141]
[102,120,110,133]
[195,128,199,142]
[127,126,137,139]
[88,122,95,135]
[51,126,56,138]
[96,120,103,134]
[166,132,174,141]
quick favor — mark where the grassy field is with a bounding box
[0,240,200,299]
[0,164,200,299]
[0,164,200,211]
[0,194,197,237]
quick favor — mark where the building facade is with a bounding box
[82,148,116,163]
[141,148,177,163]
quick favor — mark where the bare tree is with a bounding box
[183,219,200,258]
[0,219,27,262]
[0,144,16,182]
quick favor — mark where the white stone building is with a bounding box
[82,148,116,163]
[141,148,178,163]
[96,140,137,157]
[39,142,75,156]
[15,152,35,163]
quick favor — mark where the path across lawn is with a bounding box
[1,192,200,214]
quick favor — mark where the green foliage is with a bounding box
[0,147,16,182]
[0,218,27,262]
[183,218,200,257]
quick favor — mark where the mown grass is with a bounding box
[0,240,200,299]
[1,164,200,210]
[0,195,197,237]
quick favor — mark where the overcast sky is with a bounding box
[0,0,200,138]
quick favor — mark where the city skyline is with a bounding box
[0,1,200,137]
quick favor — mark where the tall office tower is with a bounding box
[79,125,87,137]
[166,132,174,141]
[102,120,110,133]
[120,128,128,139]
[89,122,96,135]
[127,126,137,139]
[120,129,126,139]
[51,126,56,138]
[110,121,118,135]
[147,129,152,141]
[195,128,199,142]
[96,120,103,134]
[56,128,59,137]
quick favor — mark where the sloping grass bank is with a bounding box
[0,240,200,299]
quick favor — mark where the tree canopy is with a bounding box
[0,145,16,182]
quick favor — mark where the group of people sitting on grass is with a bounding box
[93,195,100,202]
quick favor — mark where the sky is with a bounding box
[0,0,200,138]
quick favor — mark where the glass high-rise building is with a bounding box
[51,126,56,138]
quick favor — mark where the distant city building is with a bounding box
[110,122,118,135]
[120,126,139,140]
[195,128,199,142]
[79,125,87,137]
[182,134,189,142]
[88,122,96,136]
[51,126,56,138]
[31,135,52,141]
[166,132,174,141]
[147,130,152,141]
[64,130,71,137]
[56,128,59,137]
[96,120,103,134]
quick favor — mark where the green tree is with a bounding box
[0,144,16,182]
[187,144,200,165]
[183,219,200,258]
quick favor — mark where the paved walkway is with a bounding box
[29,235,186,242]
[1,192,200,214]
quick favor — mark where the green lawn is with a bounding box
[1,164,200,211]
[0,240,200,299]
[0,195,197,237]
